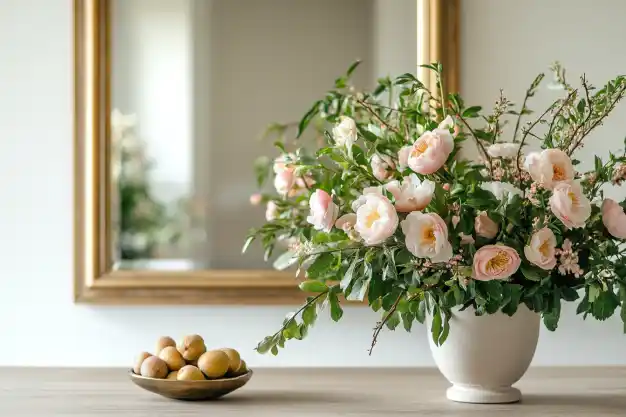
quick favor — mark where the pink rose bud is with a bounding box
[442,183,451,191]
[249,193,262,206]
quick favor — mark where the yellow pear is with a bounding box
[220,348,242,373]
[197,350,230,379]
[177,365,206,381]
[166,371,179,380]
[155,336,176,355]
[177,335,206,361]
[235,360,248,376]
[158,346,186,371]
[140,356,168,379]
[133,351,152,375]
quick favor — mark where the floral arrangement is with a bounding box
[244,62,626,355]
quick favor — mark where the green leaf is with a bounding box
[297,100,321,138]
[430,306,442,346]
[329,292,344,322]
[302,305,317,326]
[401,312,414,332]
[415,299,426,324]
[242,235,255,254]
[520,265,542,282]
[298,280,328,293]
[306,253,336,278]
[439,314,451,345]
[346,60,361,77]
[560,287,579,301]
[588,284,601,303]
[543,291,561,331]
[462,106,482,118]
[273,250,297,270]
[253,156,271,187]
[271,345,279,356]
[386,312,401,330]
[340,256,360,296]
[591,290,619,321]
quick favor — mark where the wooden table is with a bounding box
[1,367,625,416]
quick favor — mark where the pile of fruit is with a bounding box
[133,335,248,381]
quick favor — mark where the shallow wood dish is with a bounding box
[129,370,253,401]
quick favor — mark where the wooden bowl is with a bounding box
[129,370,253,401]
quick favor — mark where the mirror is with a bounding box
[74,0,459,304]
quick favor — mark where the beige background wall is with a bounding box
[0,0,625,367]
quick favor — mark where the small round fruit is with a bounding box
[155,336,176,355]
[158,346,186,371]
[220,348,242,373]
[133,352,152,375]
[140,356,168,379]
[234,360,248,376]
[177,335,206,361]
[197,350,230,379]
[177,365,206,381]
[166,371,179,380]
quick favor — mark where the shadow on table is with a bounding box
[522,393,626,410]
[221,390,365,405]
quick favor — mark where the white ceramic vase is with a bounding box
[427,305,540,404]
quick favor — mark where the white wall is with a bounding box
[0,0,625,367]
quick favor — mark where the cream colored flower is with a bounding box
[332,116,357,157]
[524,149,574,189]
[370,154,395,181]
[352,189,398,245]
[549,181,591,229]
[524,227,557,270]
[384,174,435,213]
[401,212,453,263]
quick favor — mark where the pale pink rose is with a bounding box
[407,128,454,174]
[398,146,411,171]
[438,115,455,133]
[370,154,395,181]
[306,189,339,232]
[352,190,398,245]
[602,198,626,239]
[384,174,435,213]
[265,201,278,221]
[473,245,521,281]
[474,211,499,239]
[401,212,453,263]
[549,181,591,229]
[524,227,557,270]
[335,213,357,231]
[273,153,297,195]
[335,213,359,241]
[249,193,262,206]
[273,170,296,195]
[524,149,574,189]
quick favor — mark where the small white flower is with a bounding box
[332,116,357,157]
[487,143,520,158]
[480,181,523,203]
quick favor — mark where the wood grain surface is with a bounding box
[1,367,625,416]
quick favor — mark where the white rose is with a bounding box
[332,116,357,157]
[524,149,574,189]
[487,143,520,158]
[481,181,523,203]
[385,174,435,213]
[524,227,557,270]
[352,190,398,246]
[401,212,453,263]
[370,154,395,181]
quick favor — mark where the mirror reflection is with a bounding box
[110,0,416,270]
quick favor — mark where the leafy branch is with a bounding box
[368,290,406,355]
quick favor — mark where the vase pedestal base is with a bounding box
[446,385,521,404]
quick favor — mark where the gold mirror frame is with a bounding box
[74,0,460,304]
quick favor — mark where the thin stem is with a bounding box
[356,98,403,137]
[455,113,492,174]
[369,291,406,356]
[511,93,531,143]
[259,291,328,349]
[437,69,447,118]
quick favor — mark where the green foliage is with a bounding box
[246,60,626,357]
